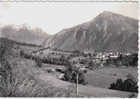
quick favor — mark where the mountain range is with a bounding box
[0,11,138,53]
[45,11,138,53]
[0,25,50,45]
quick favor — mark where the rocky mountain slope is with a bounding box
[45,11,138,53]
[0,25,50,45]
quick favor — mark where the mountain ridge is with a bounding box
[0,25,50,45]
[45,11,138,53]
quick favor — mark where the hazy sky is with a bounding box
[0,2,138,34]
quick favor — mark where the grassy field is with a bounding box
[0,55,136,97]
[29,62,134,97]
[0,38,137,97]
[85,66,138,88]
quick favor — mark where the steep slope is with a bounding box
[0,38,75,97]
[0,25,50,45]
[45,11,138,53]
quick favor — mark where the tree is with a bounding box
[63,63,86,85]
[88,61,94,70]
[109,77,138,93]
[35,57,42,67]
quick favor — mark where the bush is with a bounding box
[34,57,42,67]
[109,77,138,93]
[63,63,86,85]
[88,61,95,70]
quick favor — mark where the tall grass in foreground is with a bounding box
[0,38,76,97]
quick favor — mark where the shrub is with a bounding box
[109,77,138,93]
[19,50,24,57]
[63,63,86,85]
[34,57,42,67]
[88,61,95,70]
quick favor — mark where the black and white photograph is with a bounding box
[0,1,139,97]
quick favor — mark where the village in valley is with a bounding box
[19,44,138,95]
[0,7,138,97]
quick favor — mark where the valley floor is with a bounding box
[24,59,136,97]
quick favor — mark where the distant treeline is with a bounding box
[15,41,41,48]
[0,37,41,48]
[20,50,69,66]
[106,53,138,67]
[32,47,82,55]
